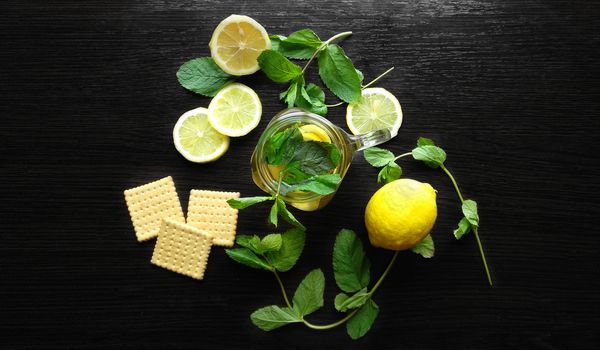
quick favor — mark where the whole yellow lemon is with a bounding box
[365,178,437,250]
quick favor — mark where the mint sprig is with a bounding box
[260,29,393,116]
[362,138,492,285]
[363,147,405,184]
[226,228,402,339]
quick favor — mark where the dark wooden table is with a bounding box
[2,1,599,349]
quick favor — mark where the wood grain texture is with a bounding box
[1,0,599,348]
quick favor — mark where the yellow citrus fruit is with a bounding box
[209,14,271,76]
[299,124,331,143]
[346,87,403,137]
[173,107,229,163]
[208,83,262,137]
[365,178,437,250]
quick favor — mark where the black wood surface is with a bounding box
[1,1,599,349]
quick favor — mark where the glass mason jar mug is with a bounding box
[251,108,392,211]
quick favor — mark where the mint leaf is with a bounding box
[269,34,287,52]
[296,82,328,116]
[250,305,301,331]
[410,234,435,258]
[462,199,479,228]
[363,147,395,167]
[317,44,362,103]
[412,145,447,168]
[227,196,273,209]
[289,141,336,176]
[176,57,235,97]
[346,299,379,339]
[291,174,341,195]
[264,127,303,165]
[323,142,342,166]
[334,288,369,312]
[333,229,371,293]
[225,248,272,271]
[356,68,364,82]
[334,293,349,310]
[235,235,261,252]
[292,269,325,317]
[266,228,306,272]
[258,50,303,83]
[285,29,322,48]
[260,234,283,253]
[278,29,322,59]
[268,201,279,227]
[280,77,301,108]
[276,198,305,230]
[417,137,435,147]
[377,162,401,184]
[453,217,472,240]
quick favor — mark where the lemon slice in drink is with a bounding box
[299,124,331,143]
[208,83,262,137]
[173,107,230,163]
[346,88,403,137]
[209,14,271,76]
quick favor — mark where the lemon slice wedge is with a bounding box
[208,83,262,137]
[346,87,403,137]
[209,14,271,76]
[173,107,230,163]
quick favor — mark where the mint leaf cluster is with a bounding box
[259,29,363,116]
[228,126,342,230]
[265,126,341,189]
[363,147,402,184]
[226,228,406,339]
[225,228,305,272]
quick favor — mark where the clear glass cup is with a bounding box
[251,108,392,211]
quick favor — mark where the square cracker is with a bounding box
[124,176,185,242]
[151,218,212,280]
[187,189,240,247]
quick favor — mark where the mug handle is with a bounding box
[348,128,393,151]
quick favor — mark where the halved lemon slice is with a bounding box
[209,14,271,76]
[173,107,230,163]
[346,88,403,137]
[208,83,262,137]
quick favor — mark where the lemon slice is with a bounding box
[209,14,271,76]
[208,83,262,137]
[173,107,230,163]
[299,124,332,143]
[346,88,403,137]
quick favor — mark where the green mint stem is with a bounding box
[302,31,353,74]
[361,66,395,89]
[394,152,413,161]
[440,164,492,286]
[367,250,399,296]
[272,250,400,330]
[275,173,284,199]
[325,66,395,108]
[440,164,465,202]
[303,309,359,330]
[273,270,292,307]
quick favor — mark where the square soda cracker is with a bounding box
[124,176,185,242]
[151,218,213,280]
[186,189,240,247]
